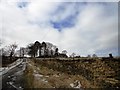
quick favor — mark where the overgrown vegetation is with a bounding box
[24,58,120,88]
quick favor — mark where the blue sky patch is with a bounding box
[17,2,29,8]
[50,2,82,31]
[51,15,77,31]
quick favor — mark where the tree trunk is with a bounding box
[39,48,41,57]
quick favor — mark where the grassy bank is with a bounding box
[24,58,120,88]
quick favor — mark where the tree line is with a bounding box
[0,41,68,61]
[27,41,60,58]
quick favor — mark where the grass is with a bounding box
[24,58,120,88]
[23,60,34,88]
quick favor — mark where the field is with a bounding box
[24,57,120,88]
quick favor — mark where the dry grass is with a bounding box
[24,59,96,88]
[24,58,120,88]
[24,61,34,88]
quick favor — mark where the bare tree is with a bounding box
[8,43,18,59]
[45,42,58,57]
[27,43,35,57]
[109,53,113,58]
[87,55,91,58]
[62,50,67,55]
[45,42,53,56]
[1,43,18,60]
[20,47,26,57]
[42,42,47,56]
[71,53,76,60]
[34,41,41,57]
[55,48,59,56]
[27,41,59,58]
[50,49,54,57]
[92,54,97,58]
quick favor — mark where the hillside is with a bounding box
[24,58,120,88]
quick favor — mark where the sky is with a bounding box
[0,0,119,57]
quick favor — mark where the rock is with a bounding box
[70,80,81,88]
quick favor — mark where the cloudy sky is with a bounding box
[0,0,119,56]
